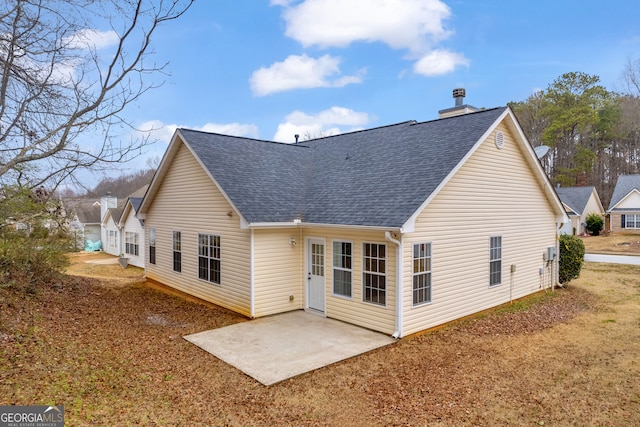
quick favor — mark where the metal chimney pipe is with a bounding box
[453,88,466,107]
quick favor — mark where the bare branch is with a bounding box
[0,0,194,188]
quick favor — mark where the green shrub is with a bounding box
[559,234,585,284]
[585,213,604,236]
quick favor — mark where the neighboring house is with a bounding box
[102,205,122,256]
[101,186,148,258]
[119,196,145,267]
[137,103,567,338]
[556,186,605,235]
[66,199,102,249]
[607,174,640,233]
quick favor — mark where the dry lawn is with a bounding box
[0,252,639,426]
[580,232,640,255]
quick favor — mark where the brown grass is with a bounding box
[1,253,639,426]
[580,232,640,255]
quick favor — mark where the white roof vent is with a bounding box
[495,131,504,149]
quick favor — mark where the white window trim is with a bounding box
[412,242,432,307]
[197,233,221,285]
[331,240,353,300]
[489,235,502,287]
[125,231,139,256]
[173,231,182,273]
[362,242,387,307]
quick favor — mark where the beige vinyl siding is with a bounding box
[121,210,145,268]
[252,228,303,317]
[402,123,558,336]
[304,227,396,335]
[145,142,251,316]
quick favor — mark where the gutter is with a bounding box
[385,231,403,339]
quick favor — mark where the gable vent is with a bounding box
[495,131,504,149]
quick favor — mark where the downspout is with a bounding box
[250,229,255,317]
[385,231,403,339]
[554,222,562,290]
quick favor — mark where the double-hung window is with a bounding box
[125,232,139,256]
[332,241,352,298]
[149,228,156,265]
[173,231,182,273]
[198,234,221,284]
[489,236,502,286]
[413,243,432,305]
[623,214,640,229]
[363,243,386,306]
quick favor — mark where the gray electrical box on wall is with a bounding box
[547,246,556,260]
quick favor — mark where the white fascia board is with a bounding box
[246,221,402,232]
[608,188,640,212]
[402,108,568,230]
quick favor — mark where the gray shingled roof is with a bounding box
[556,186,595,215]
[129,197,143,212]
[609,175,640,211]
[179,107,507,228]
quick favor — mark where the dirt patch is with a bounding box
[1,256,639,426]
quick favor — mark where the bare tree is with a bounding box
[0,0,193,190]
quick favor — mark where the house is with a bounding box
[556,186,605,235]
[101,203,122,256]
[118,196,146,267]
[137,101,567,337]
[65,199,102,249]
[100,186,148,260]
[607,174,640,233]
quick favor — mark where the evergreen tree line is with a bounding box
[509,60,640,208]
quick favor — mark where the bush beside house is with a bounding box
[559,235,585,284]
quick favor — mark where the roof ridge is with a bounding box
[299,120,418,143]
[177,128,308,148]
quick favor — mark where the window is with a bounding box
[490,236,502,286]
[363,243,386,306]
[149,228,156,265]
[173,231,182,273]
[413,243,432,305]
[125,232,139,256]
[623,214,640,229]
[332,241,352,297]
[108,230,117,249]
[198,234,220,284]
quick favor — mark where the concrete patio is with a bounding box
[184,310,395,386]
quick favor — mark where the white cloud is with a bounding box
[413,49,470,76]
[278,0,452,52]
[273,106,372,142]
[274,0,469,77]
[196,122,260,138]
[250,54,363,96]
[64,29,119,50]
[136,120,259,144]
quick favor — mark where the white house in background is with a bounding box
[100,186,148,258]
[101,206,122,256]
[137,91,568,338]
[556,186,605,235]
[118,196,145,267]
[607,174,640,233]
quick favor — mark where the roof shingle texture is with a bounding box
[179,107,506,228]
[556,186,595,215]
[609,175,640,210]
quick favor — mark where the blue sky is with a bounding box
[89,0,640,177]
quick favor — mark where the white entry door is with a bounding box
[307,239,325,313]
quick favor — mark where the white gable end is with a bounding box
[616,190,640,209]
